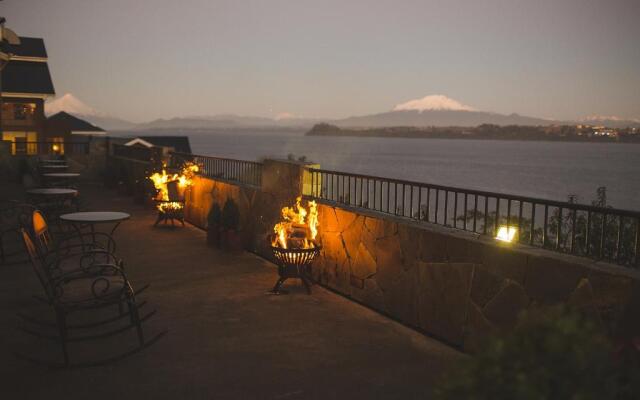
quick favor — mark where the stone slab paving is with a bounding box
[0,184,461,399]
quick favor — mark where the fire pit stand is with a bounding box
[270,245,321,294]
[154,202,185,226]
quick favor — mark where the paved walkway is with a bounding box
[0,184,461,399]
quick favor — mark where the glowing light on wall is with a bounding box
[496,226,517,243]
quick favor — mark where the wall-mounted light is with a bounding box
[496,226,517,243]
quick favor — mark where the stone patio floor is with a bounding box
[0,183,462,399]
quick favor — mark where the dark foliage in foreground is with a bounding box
[434,307,640,400]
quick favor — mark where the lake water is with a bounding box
[189,133,640,211]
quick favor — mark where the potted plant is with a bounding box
[18,158,34,186]
[221,197,242,251]
[207,203,223,247]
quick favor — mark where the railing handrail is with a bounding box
[306,167,640,218]
[169,151,263,187]
[169,151,264,166]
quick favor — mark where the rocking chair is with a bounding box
[17,229,164,367]
[0,201,36,265]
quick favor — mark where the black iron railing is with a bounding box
[305,168,640,268]
[170,152,262,187]
[5,141,89,156]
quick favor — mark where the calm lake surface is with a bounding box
[189,133,640,211]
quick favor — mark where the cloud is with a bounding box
[393,94,476,112]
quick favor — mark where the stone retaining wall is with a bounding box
[183,159,640,351]
[312,204,640,350]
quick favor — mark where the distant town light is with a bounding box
[496,226,517,243]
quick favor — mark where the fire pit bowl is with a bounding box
[269,243,321,295]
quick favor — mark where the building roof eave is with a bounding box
[124,138,154,147]
[71,130,107,136]
[1,91,54,99]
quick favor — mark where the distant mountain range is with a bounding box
[44,93,640,132]
[334,110,554,128]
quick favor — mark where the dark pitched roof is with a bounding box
[7,37,48,58]
[1,60,55,95]
[137,136,192,153]
[47,112,105,133]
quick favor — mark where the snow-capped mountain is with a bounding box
[335,95,553,127]
[45,94,135,130]
[392,94,477,112]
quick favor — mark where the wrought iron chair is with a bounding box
[30,210,121,279]
[26,191,79,224]
[0,201,36,265]
[18,229,162,367]
[154,180,185,226]
[31,210,116,258]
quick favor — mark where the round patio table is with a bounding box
[26,188,78,196]
[41,165,69,171]
[42,172,80,188]
[41,164,68,168]
[60,211,131,248]
[39,159,67,164]
[42,173,80,178]
[27,188,80,215]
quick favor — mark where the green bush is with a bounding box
[221,198,240,231]
[435,307,639,400]
[207,203,222,228]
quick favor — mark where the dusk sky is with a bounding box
[4,0,640,122]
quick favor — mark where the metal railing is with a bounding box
[305,168,640,268]
[5,141,90,156]
[170,152,262,187]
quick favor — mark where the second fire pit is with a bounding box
[269,197,321,294]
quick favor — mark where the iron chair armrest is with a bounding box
[50,261,128,283]
[45,246,122,266]
[55,232,118,256]
[52,264,129,302]
[46,254,126,282]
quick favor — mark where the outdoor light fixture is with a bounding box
[496,226,517,243]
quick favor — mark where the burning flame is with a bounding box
[157,202,185,213]
[149,162,199,210]
[272,197,318,249]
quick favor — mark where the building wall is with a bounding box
[1,97,45,139]
[180,160,640,351]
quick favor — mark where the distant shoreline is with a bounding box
[305,123,640,143]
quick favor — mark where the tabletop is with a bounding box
[39,159,67,163]
[26,188,78,196]
[60,211,130,223]
[42,173,81,178]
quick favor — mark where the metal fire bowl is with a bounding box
[270,245,321,270]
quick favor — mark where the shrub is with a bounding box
[221,198,240,231]
[435,306,639,400]
[207,203,222,228]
